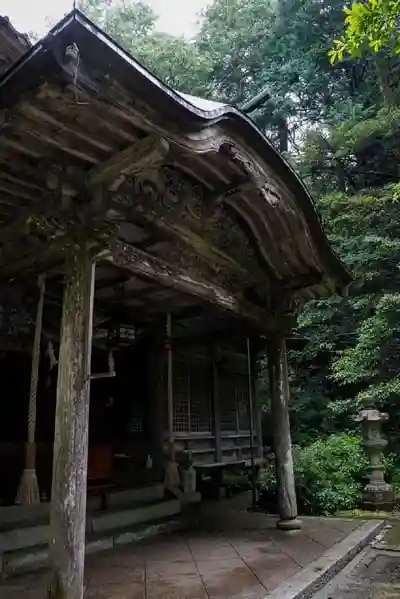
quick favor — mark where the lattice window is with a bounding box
[127,401,144,434]
[126,416,144,433]
[236,374,250,431]
[170,355,211,434]
[219,371,251,432]
[173,360,189,433]
[189,361,211,433]
[219,374,238,432]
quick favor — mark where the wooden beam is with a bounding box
[48,247,95,598]
[87,135,170,191]
[103,240,294,333]
[0,244,62,278]
[267,336,302,530]
[0,178,43,200]
[0,171,45,193]
[250,341,264,460]
[211,344,222,462]
[0,136,41,158]
[0,215,31,244]
[12,116,102,163]
[18,101,115,153]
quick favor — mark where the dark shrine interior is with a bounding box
[0,248,257,506]
[0,334,158,505]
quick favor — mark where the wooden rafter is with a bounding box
[18,101,115,153]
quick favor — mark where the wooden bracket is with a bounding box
[87,134,170,191]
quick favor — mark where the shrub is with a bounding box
[385,452,400,492]
[259,433,369,515]
[293,433,369,515]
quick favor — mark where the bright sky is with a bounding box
[0,0,209,37]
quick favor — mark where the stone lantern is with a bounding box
[355,409,395,510]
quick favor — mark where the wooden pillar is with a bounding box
[48,247,95,599]
[251,347,264,459]
[148,335,165,477]
[164,313,180,491]
[211,344,222,463]
[246,338,257,507]
[267,335,302,530]
[166,313,174,446]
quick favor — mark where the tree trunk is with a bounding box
[267,336,301,530]
[374,52,399,106]
[48,247,95,599]
[278,117,289,153]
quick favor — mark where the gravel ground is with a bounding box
[313,522,400,599]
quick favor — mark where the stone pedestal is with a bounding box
[355,409,395,511]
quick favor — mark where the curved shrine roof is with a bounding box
[0,10,351,324]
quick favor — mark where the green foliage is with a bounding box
[331,106,400,154]
[293,434,369,514]
[385,453,400,490]
[197,0,382,143]
[293,106,400,194]
[197,0,276,105]
[332,294,400,396]
[259,434,369,514]
[78,0,213,94]
[330,0,400,62]
[79,0,157,39]
[280,184,400,452]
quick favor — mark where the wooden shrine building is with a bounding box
[0,11,351,598]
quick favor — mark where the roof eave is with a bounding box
[0,9,352,296]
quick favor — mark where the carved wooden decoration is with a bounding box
[87,135,170,191]
[109,166,273,301]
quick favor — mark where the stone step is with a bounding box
[106,484,164,508]
[1,515,184,578]
[0,497,182,577]
[0,496,179,553]
[91,498,181,534]
[0,483,165,531]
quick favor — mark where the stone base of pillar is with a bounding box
[276,517,302,531]
[362,483,395,511]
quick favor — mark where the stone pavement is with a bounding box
[0,512,367,599]
[313,520,400,599]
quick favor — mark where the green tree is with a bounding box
[196,0,276,105]
[79,0,384,145]
[330,0,400,62]
[197,0,382,148]
[286,183,400,447]
[79,0,213,94]
[80,0,156,39]
[329,0,400,105]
